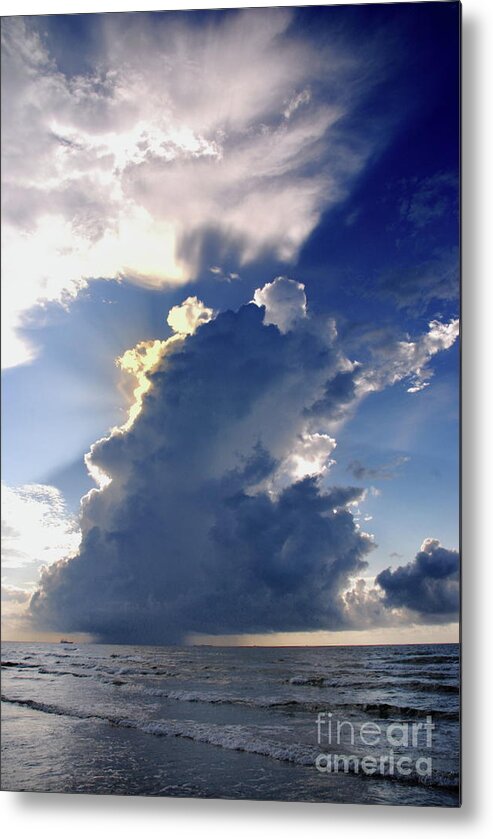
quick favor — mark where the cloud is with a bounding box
[2,10,379,368]
[167,296,215,336]
[29,280,375,641]
[109,298,214,437]
[283,88,312,119]
[398,172,459,232]
[375,538,459,619]
[369,170,459,315]
[113,337,183,435]
[1,481,81,631]
[0,584,32,641]
[353,318,459,396]
[252,276,307,333]
[341,537,459,628]
[307,315,459,428]
[378,247,459,315]
[281,432,336,483]
[1,585,31,604]
[27,279,458,642]
[304,368,358,423]
[342,578,394,629]
[347,455,410,481]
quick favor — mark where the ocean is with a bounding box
[1,642,460,806]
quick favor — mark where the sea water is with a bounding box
[1,642,460,806]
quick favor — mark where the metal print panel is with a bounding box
[1,2,461,806]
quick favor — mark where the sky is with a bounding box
[1,3,460,645]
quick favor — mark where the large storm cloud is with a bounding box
[29,280,458,642]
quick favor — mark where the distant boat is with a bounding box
[60,639,74,644]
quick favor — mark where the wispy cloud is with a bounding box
[398,171,459,232]
[353,318,459,396]
[2,11,380,368]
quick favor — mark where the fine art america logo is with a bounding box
[315,712,434,779]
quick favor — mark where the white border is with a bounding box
[2,0,492,834]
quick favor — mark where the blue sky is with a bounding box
[1,3,460,643]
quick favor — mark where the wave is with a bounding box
[124,685,458,720]
[404,681,459,695]
[356,677,459,695]
[2,658,177,681]
[288,675,379,689]
[389,671,458,682]
[340,702,458,721]
[38,667,90,679]
[115,667,175,677]
[2,660,93,680]
[1,695,96,720]
[289,675,326,687]
[0,694,458,791]
[398,656,458,665]
[126,685,308,710]
[287,674,458,694]
[41,653,75,659]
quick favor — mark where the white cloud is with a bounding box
[283,88,312,119]
[356,318,459,396]
[167,296,215,335]
[280,431,336,483]
[253,276,307,333]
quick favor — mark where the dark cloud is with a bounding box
[347,455,409,481]
[375,538,459,618]
[30,291,374,643]
[304,369,358,421]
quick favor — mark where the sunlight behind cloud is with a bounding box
[1,483,81,574]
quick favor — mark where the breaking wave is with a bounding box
[0,694,458,790]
